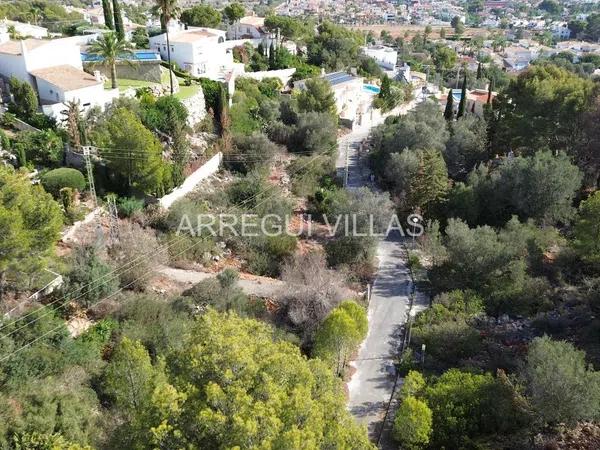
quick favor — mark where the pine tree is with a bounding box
[408,149,449,214]
[102,0,114,29]
[476,62,482,79]
[457,73,467,119]
[112,0,124,40]
[443,89,454,120]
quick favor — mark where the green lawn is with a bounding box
[174,83,201,101]
[104,78,159,91]
[103,76,200,100]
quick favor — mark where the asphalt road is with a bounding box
[340,99,428,446]
[347,234,412,441]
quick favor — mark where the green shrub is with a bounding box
[325,236,376,267]
[40,168,86,197]
[65,245,119,309]
[117,196,145,218]
[393,396,433,450]
[242,234,297,276]
[0,130,9,150]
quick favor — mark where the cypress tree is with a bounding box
[487,78,495,104]
[443,89,454,120]
[102,0,114,30]
[476,62,482,79]
[457,73,467,119]
[380,74,392,99]
[112,0,125,40]
[269,41,276,69]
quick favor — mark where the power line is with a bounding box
[0,236,186,340]
[0,149,329,351]
[0,235,208,365]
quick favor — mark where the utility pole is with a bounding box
[106,194,120,245]
[81,145,105,248]
[82,146,97,208]
[344,142,349,188]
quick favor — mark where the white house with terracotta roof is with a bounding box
[149,26,236,81]
[0,37,118,118]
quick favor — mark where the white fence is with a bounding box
[159,152,222,209]
[240,68,296,86]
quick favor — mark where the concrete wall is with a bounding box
[159,152,222,209]
[240,68,296,86]
[0,37,83,90]
[87,61,163,83]
[41,87,119,118]
[27,39,82,72]
[181,87,206,127]
[0,52,30,83]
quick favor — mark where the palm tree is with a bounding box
[28,7,41,25]
[152,0,180,95]
[61,100,84,148]
[88,32,134,89]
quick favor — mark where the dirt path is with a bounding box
[157,266,285,298]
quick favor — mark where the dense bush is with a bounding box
[226,133,279,174]
[524,336,600,425]
[116,196,145,218]
[65,245,119,309]
[312,300,367,376]
[40,168,86,198]
[11,130,64,167]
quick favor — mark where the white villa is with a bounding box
[227,16,269,40]
[295,72,374,128]
[149,25,238,81]
[0,19,48,39]
[362,45,398,70]
[0,37,118,118]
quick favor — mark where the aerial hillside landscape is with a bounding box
[0,0,599,448]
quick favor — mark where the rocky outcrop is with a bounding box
[182,86,207,128]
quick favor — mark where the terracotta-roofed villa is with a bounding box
[0,37,118,118]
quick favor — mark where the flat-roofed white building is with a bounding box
[149,26,235,80]
[363,45,398,70]
[227,16,268,40]
[0,19,48,39]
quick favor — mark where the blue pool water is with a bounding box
[363,84,380,94]
[81,50,161,62]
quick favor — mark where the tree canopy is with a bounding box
[0,166,62,296]
[105,310,374,449]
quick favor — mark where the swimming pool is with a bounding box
[81,50,161,62]
[363,84,380,94]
